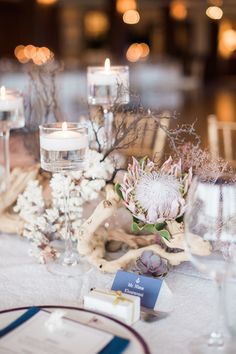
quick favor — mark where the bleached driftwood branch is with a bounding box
[0,165,39,234]
[0,168,211,273]
[77,185,211,273]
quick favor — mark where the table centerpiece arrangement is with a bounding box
[0,59,234,277]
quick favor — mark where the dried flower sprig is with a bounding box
[174,142,234,181]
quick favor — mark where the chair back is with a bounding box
[208,114,236,165]
[122,112,170,161]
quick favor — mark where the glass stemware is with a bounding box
[39,122,91,277]
[87,63,129,150]
[0,88,25,191]
[184,174,236,353]
[224,253,236,351]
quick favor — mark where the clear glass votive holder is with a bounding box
[87,65,129,106]
[0,88,25,131]
[0,88,25,191]
[39,122,89,173]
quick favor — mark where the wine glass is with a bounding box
[224,252,236,351]
[87,59,129,149]
[0,87,25,191]
[39,122,92,277]
[184,173,236,353]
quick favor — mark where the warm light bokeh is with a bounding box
[24,45,37,59]
[218,20,236,59]
[37,0,57,5]
[116,0,137,14]
[126,43,150,62]
[222,30,236,51]
[215,91,235,122]
[123,10,140,25]
[206,6,223,20]
[14,44,54,65]
[170,0,187,21]
[84,11,109,38]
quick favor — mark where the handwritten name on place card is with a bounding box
[111,270,163,309]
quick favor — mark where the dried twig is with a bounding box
[23,60,64,159]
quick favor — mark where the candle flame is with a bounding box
[104,58,110,72]
[62,122,67,131]
[0,86,6,99]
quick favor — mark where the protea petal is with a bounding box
[147,207,158,224]
[120,156,192,225]
[160,156,173,173]
[169,199,180,219]
[173,159,182,178]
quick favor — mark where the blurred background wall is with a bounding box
[0,0,236,148]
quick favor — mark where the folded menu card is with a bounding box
[0,307,129,354]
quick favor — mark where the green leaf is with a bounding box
[142,224,157,234]
[159,230,171,241]
[131,221,141,233]
[115,182,123,200]
[139,156,148,168]
[155,222,166,231]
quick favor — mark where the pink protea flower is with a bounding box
[119,156,192,225]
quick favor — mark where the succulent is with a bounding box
[135,250,168,277]
[117,156,192,229]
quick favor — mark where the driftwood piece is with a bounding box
[77,185,212,273]
[89,244,190,273]
[0,167,211,273]
[0,165,40,234]
[108,229,157,248]
[0,165,39,214]
[77,184,120,256]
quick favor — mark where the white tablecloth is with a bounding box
[0,233,225,354]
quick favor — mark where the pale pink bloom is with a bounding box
[120,157,192,224]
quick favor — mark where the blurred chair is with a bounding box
[123,112,170,162]
[208,114,236,166]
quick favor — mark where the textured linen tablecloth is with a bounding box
[0,233,222,354]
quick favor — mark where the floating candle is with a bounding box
[87,58,129,105]
[40,122,89,151]
[0,86,25,130]
[0,86,23,113]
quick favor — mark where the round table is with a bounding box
[0,233,225,354]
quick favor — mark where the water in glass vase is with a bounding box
[40,129,88,173]
[40,146,87,173]
[0,109,24,131]
[88,84,129,106]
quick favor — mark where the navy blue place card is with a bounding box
[111,270,163,309]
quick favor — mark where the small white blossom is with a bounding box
[14,148,115,262]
